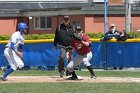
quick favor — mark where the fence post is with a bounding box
[102,41,107,70]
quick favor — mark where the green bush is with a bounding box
[0,32,140,40]
[86,32,104,38]
[127,32,140,38]
[24,34,55,40]
[0,35,10,40]
[0,34,55,40]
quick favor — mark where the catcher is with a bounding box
[66,25,96,80]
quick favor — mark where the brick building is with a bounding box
[0,0,140,35]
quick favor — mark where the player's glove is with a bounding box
[73,33,83,41]
[10,42,16,50]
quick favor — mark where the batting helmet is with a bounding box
[18,22,28,31]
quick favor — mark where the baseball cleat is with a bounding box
[1,77,8,81]
[91,75,97,80]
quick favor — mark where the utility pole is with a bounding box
[125,0,131,32]
[104,0,107,33]
[103,0,107,70]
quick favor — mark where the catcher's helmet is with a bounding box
[75,25,82,31]
[18,22,28,31]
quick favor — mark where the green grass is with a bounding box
[0,83,140,93]
[0,70,140,77]
[0,70,140,93]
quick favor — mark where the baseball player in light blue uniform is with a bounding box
[1,22,28,81]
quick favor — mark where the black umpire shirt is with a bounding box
[54,23,74,47]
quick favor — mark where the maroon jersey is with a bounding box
[71,34,91,55]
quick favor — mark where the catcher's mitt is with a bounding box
[73,33,83,41]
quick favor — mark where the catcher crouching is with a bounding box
[66,25,97,80]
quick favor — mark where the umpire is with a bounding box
[54,16,74,77]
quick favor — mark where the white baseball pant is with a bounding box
[67,51,92,72]
[4,48,24,70]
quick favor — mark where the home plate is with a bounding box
[77,76,83,80]
[66,76,83,80]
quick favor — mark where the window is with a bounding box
[73,21,81,26]
[47,17,52,28]
[34,17,52,30]
[35,17,40,28]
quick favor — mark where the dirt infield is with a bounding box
[1,76,140,83]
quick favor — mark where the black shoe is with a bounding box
[67,76,78,80]
[1,77,8,81]
[113,67,117,70]
[119,67,123,70]
[60,70,64,78]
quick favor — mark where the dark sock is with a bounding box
[87,65,95,76]
[7,66,11,69]
[2,68,14,78]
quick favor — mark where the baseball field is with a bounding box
[0,70,140,93]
